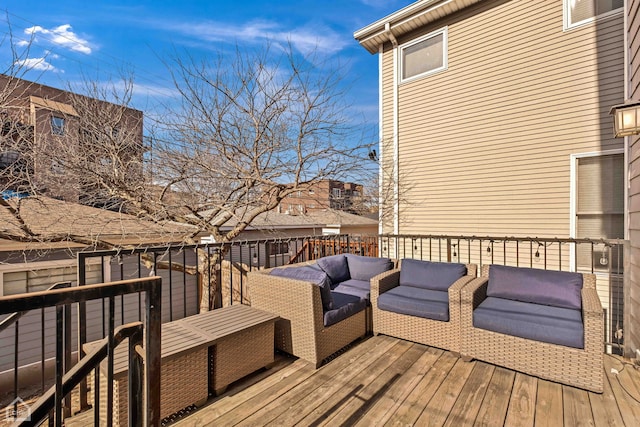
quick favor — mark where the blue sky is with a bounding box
[1,0,410,131]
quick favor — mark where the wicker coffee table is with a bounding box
[88,321,210,426]
[176,304,279,395]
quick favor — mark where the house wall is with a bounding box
[627,0,640,357]
[380,0,624,238]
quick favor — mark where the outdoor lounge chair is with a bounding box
[371,259,477,354]
[460,264,603,392]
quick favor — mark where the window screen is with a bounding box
[568,0,623,26]
[576,153,624,271]
[402,31,445,81]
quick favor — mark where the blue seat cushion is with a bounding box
[332,279,371,300]
[270,266,333,310]
[487,264,583,310]
[324,292,367,327]
[316,255,350,284]
[377,285,449,321]
[399,258,467,291]
[345,255,393,281]
[473,297,584,349]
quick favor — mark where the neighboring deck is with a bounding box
[173,335,640,427]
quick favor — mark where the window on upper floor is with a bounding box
[400,27,447,83]
[51,116,65,135]
[565,0,623,28]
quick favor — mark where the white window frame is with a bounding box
[569,149,624,272]
[563,0,623,30]
[399,27,448,84]
[0,258,110,297]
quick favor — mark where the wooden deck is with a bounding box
[171,335,640,427]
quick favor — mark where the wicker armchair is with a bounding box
[248,263,367,368]
[371,262,477,354]
[460,265,603,393]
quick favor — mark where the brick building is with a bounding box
[278,179,364,215]
[0,74,143,207]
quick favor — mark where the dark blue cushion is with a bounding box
[377,285,449,321]
[270,266,333,310]
[473,296,584,349]
[399,259,467,291]
[324,292,367,327]
[332,279,371,300]
[487,265,583,310]
[317,255,350,284]
[345,255,393,281]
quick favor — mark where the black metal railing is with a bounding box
[0,277,162,426]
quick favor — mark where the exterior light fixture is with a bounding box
[609,101,640,137]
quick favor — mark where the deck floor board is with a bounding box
[167,336,640,427]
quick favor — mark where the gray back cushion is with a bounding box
[399,259,467,291]
[346,255,393,281]
[487,264,583,310]
[317,255,350,284]
[270,266,333,310]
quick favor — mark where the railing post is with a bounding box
[63,300,72,418]
[77,253,89,410]
[129,325,144,427]
[446,238,452,263]
[146,278,162,426]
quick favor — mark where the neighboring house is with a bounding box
[354,0,627,351]
[625,0,640,356]
[278,180,365,214]
[0,195,197,380]
[0,74,144,208]
[217,208,378,267]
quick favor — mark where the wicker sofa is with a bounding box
[248,255,395,367]
[371,259,477,354]
[460,264,603,392]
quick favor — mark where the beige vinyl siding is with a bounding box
[380,0,624,237]
[627,0,640,356]
[381,48,396,234]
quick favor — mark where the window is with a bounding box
[269,242,290,256]
[332,188,343,198]
[566,0,623,28]
[0,259,106,296]
[400,28,447,82]
[51,116,65,135]
[575,153,624,271]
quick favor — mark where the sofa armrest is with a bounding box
[248,270,324,332]
[582,286,604,349]
[448,274,477,305]
[460,277,489,309]
[371,269,400,297]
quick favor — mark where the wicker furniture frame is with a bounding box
[176,304,278,395]
[460,265,603,393]
[371,262,477,354]
[249,263,369,368]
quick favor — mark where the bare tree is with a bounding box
[1,43,373,310]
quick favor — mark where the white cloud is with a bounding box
[174,20,348,56]
[24,24,92,54]
[14,57,58,72]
